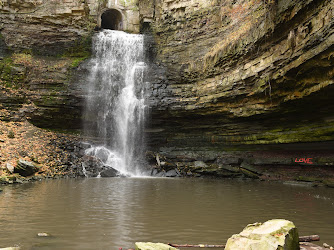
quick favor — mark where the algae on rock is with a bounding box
[225,219,299,250]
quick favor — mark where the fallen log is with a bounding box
[167,235,320,248]
[168,244,225,248]
[299,235,320,242]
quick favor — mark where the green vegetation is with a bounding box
[0,56,25,89]
[62,35,92,68]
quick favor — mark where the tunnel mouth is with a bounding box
[101,9,123,30]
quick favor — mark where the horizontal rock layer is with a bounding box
[0,0,333,177]
[146,0,334,149]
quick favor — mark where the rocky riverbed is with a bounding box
[1,119,334,188]
[0,120,85,184]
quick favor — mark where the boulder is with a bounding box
[79,156,104,177]
[155,171,166,177]
[225,219,299,250]
[100,167,119,177]
[135,242,178,250]
[14,160,40,177]
[165,169,180,177]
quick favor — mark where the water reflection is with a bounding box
[0,178,333,249]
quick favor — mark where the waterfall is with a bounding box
[84,30,147,177]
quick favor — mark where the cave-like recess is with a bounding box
[101,9,123,30]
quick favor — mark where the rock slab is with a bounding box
[225,219,299,250]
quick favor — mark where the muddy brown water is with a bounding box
[0,178,333,249]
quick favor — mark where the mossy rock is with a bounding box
[225,219,299,250]
[0,176,9,184]
[296,176,323,182]
[14,159,40,177]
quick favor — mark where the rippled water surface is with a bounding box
[0,178,333,249]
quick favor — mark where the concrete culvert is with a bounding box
[101,9,123,30]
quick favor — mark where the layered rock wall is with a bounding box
[0,0,143,129]
[0,0,333,177]
[146,0,334,149]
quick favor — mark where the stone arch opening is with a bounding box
[101,9,123,30]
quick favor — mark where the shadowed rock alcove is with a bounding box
[101,9,123,30]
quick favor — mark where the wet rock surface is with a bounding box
[147,148,334,183]
[0,0,333,183]
[14,160,40,177]
[78,155,121,178]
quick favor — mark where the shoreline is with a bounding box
[1,120,333,187]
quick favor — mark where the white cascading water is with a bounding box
[84,30,147,177]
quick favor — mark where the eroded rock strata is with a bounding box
[143,0,334,178]
[0,0,333,180]
[147,0,334,146]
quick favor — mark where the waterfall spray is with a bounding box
[84,30,147,176]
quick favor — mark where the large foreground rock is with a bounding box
[135,242,178,250]
[225,219,299,250]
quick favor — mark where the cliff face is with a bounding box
[0,0,93,56]
[0,0,142,129]
[0,0,333,173]
[146,0,334,149]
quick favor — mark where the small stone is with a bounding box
[323,243,334,249]
[37,233,51,237]
[150,169,158,176]
[165,169,179,177]
[194,161,208,168]
[6,163,14,174]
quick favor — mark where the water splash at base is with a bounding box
[84,30,148,177]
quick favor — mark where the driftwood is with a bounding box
[168,244,225,248]
[168,235,320,248]
[299,235,320,242]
